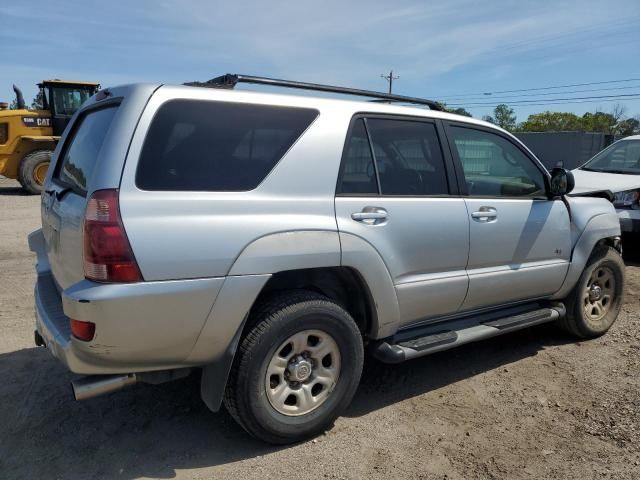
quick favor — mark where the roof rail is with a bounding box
[185,74,444,111]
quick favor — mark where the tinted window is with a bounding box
[450,126,546,197]
[367,119,448,195]
[338,119,378,194]
[56,106,117,194]
[136,100,318,191]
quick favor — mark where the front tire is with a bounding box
[18,150,52,195]
[223,291,364,444]
[561,246,625,338]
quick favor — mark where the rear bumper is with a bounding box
[34,272,78,369]
[29,227,228,375]
[616,208,640,233]
[34,269,227,375]
[30,228,271,384]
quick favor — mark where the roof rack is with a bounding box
[185,73,444,111]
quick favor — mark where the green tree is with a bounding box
[493,104,516,131]
[482,115,495,124]
[30,90,45,110]
[518,111,583,132]
[448,107,472,117]
[438,103,472,117]
[581,111,617,134]
[9,98,20,110]
[616,117,640,136]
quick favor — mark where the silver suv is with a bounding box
[29,74,625,444]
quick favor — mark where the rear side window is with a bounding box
[367,119,448,195]
[136,100,318,191]
[337,119,378,194]
[55,106,118,194]
[338,116,449,196]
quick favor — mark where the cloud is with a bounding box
[1,0,639,116]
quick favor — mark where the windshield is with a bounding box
[581,139,640,174]
[52,87,95,116]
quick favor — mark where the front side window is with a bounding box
[582,140,640,174]
[56,106,118,194]
[136,100,318,191]
[450,126,546,197]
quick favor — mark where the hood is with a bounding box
[571,168,640,194]
[0,108,29,118]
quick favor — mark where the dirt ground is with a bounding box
[1,175,639,480]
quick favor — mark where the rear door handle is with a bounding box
[351,207,388,225]
[471,207,497,222]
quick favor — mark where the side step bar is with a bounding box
[372,304,565,364]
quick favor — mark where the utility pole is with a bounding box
[381,70,399,94]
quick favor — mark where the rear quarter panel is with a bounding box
[118,86,352,281]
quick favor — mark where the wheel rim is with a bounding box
[583,265,616,322]
[265,329,341,416]
[33,161,50,186]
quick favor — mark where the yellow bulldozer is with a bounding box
[0,80,100,194]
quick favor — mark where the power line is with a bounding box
[461,96,640,109]
[440,84,640,102]
[494,16,640,53]
[437,77,640,100]
[448,92,640,106]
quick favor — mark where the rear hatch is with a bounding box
[41,84,159,290]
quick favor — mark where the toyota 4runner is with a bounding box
[29,74,625,444]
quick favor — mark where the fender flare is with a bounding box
[552,212,621,300]
[338,232,400,338]
[228,230,341,276]
[194,230,400,411]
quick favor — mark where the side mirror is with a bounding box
[549,167,575,197]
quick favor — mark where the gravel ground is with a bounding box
[1,176,639,480]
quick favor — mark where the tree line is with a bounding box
[441,103,640,136]
[9,90,45,110]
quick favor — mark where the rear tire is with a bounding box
[223,290,364,444]
[18,150,52,195]
[560,246,625,338]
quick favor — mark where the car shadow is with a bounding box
[0,323,575,479]
[622,235,640,266]
[348,323,570,417]
[0,185,29,196]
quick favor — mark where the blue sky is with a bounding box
[1,0,640,122]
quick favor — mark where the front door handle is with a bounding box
[351,207,388,225]
[471,207,497,222]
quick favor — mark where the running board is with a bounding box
[371,304,565,364]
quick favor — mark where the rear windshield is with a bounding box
[55,106,118,194]
[136,99,318,191]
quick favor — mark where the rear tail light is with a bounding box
[83,189,142,282]
[70,319,95,341]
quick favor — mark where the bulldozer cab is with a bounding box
[0,79,100,194]
[39,80,100,135]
